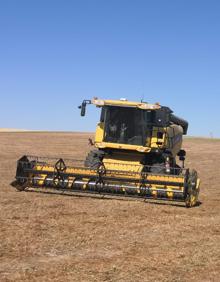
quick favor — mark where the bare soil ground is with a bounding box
[0,129,27,132]
[0,132,219,282]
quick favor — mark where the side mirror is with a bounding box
[78,100,91,116]
[78,101,86,116]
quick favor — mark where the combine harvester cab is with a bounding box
[12,98,200,208]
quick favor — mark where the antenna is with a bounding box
[140,81,145,102]
[141,92,145,103]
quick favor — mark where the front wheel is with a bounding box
[84,150,105,169]
[150,163,165,174]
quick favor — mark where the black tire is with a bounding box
[150,163,165,174]
[84,150,105,169]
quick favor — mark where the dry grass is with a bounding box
[0,132,219,281]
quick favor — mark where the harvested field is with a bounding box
[0,132,219,282]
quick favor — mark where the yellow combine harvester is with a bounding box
[12,98,200,207]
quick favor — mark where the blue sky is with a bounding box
[0,0,219,137]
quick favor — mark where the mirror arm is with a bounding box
[78,100,92,116]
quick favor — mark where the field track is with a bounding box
[0,132,219,281]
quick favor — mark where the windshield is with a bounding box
[103,106,153,146]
